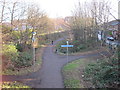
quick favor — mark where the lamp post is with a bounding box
[32,32,36,65]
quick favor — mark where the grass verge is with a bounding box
[62,58,96,88]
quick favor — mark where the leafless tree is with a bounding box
[0,0,6,23]
[71,1,94,41]
[27,4,55,41]
[71,0,111,45]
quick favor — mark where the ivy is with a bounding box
[84,55,119,88]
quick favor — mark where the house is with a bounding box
[103,19,120,48]
[107,19,120,40]
[13,23,33,31]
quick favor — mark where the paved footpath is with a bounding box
[2,38,109,88]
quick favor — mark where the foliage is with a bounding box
[2,48,42,75]
[56,37,99,54]
[84,55,119,88]
[2,44,19,62]
[2,81,31,88]
[69,40,86,53]
[56,40,86,54]
[16,43,32,52]
[2,44,33,70]
[14,52,33,68]
[56,40,67,54]
[2,25,11,34]
[12,31,21,40]
[16,43,24,52]
[109,31,112,36]
[64,79,81,88]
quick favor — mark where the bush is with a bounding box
[56,40,86,54]
[16,43,23,52]
[2,44,33,70]
[56,40,69,54]
[14,52,33,68]
[2,44,19,62]
[84,56,119,88]
[16,43,32,52]
[69,41,86,53]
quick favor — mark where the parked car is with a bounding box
[107,36,114,41]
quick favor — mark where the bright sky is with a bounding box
[21,0,118,19]
[24,0,78,18]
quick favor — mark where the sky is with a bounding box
[23,0,118,20]
[6,0,119,20]
[24,0,78,18]
[35,0,76,18]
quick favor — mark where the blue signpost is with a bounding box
[61,45,74,47]
[61,41,74,63]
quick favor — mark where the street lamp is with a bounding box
[32,32,36,66]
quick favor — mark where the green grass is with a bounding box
[64,79,83,88]
[62,58,93,88]
[63,60,85,71]
[64,63,79,71]
[2,81,31,89]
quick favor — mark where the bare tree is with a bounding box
[90,0,111,46]
[27,4,55,40]
[71,0,111,45]
[0,0,6,23]
[7,1,19,29]
[71,1,94,41]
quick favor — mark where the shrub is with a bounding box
[72,40,86,51]
[16,43,32,52]
[14,52,33,68]
[2,44,33,70]
[84,56,119,88]
[56,40,87,54]
[77,44,86,50]
[16,43,23,52]
[2,44,19,63]
[56,40,67,54]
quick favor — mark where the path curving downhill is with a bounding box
[2,38,109,88]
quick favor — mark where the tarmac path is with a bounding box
[2,38,109,88]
